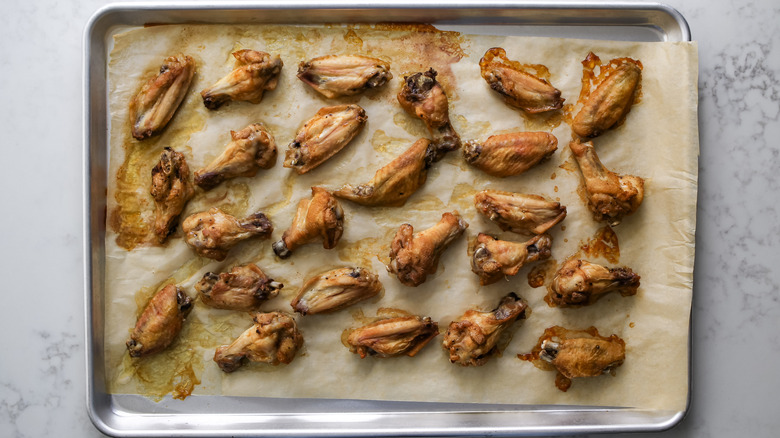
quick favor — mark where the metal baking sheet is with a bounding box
[83,1,692,436]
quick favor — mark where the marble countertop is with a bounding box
[1,0,777,436]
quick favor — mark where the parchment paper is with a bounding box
[104,24,698,410]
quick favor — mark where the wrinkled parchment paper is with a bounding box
[104,24,698,410]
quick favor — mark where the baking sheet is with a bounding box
[102,23,697,412]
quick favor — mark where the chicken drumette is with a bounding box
[297,54,392,98]
[182,207,273,261]
[474,190,567,235]
[150,147,195,243]
[471,233,553,285]
[345,313,439,359]
[291,267,382,315]
[194,123,276,190]
[201,49,283,110]
[214,312,303,372]
[195,263,283,311]
[272,187,344,259]
[126,284,193,358]
[463,132,558,177]
[546,259,640,307]
[387,211,468,287]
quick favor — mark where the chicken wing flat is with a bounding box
[471,233,553,286]
[387,211,468,287]
[182,207,273,261]
[126,284,193,358]
[572,56,642,138]
[272,187,344,259]
[291,267,382,315]
[442,292,528,366]
[463,132,558,177]
[519,326,625,392]
[129,54,195,140]
[201,49,283,110]
[479,47,564,113]
[333,138,435,207]
[195,263,283,311]
[569,139,644,226]
[397,68,460,160]
[214,312,303,372]
[546,259,639,307]
[194,123,276,190]
[345,314,439,358]
[297,54,392,98]
[150,147,195,243]
[474,190,566,235]
[284,104,367,174]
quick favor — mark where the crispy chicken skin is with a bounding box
[387,211,468,287]
[214,312,303,372]
[569,139,644,226]
[463,132,558,177]
[126,284,193,357]
[272,187,344,259]
[519,326,625,392]
[201,49,283,110]
[182,207,273,261]
[194,123,276,190]
[195,263,283,310]
[572,57,642,138]
[442,293,528,366]
[333,138,435,207]
[479,47,564,113]
[297,55,392,98]
[397,68,461,160]
[474,190,567,235]
[546,259,639,307]
[150,147,195,243]
[291,267,382,315]
[284,104,367,174]
[471,233,553,286]
[346,314,439,358]
[129,54,195,140]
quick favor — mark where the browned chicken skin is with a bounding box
[195,263,283,310]
[569,139,644,226]
[182,207,273,261]
[150,147,195,243]
[333,138,436,207]
[388,211,468,287]
[479,47,564,113]
[194,123,277,190]
[463,132,558,177]
[201,49,283,110]
[214,312,303,372]
[471,233,553,286]
[546,259,640,307]
[272,187,344,259]
[474,190,567,235]
[129,54,195,140]
[126,284,193,357]
[345,313,439,358]
[297,55,392,98]
[291,267,382,315]
[397,68,461,160]
[284,104,367,174]
[442,293,529,366]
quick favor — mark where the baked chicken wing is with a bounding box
[345,313,439,358]
[129,54,195,140]
[546,259,639,307]
[569,139,644,226]
[214,312,303,372]
[291,267,382,315]
[272,187,344,259]
[195,263,283,310]
[150,147,195,243]
[284,104,367,174]
[201,49,283,110]
[297,54,392,98]
[194,123,276,190]
[442,292,528,366]
[479,47,564,113]
[397,68,460,160]
[387,211,468,287]
[463,132,558,177]
[471,233,553,285]
[182,207,273,261]
[126,284,193,357]
[474,190,566,235]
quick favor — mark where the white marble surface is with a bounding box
[1,0,778,436]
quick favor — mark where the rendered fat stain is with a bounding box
[579,226,620,264]
[527,259,557,288]
[338,236,387,267]
[370,129,410,155]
